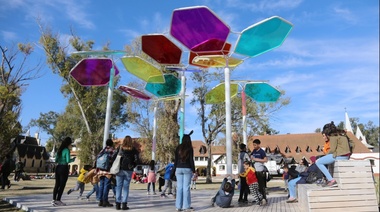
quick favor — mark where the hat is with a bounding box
[310,156,317,163]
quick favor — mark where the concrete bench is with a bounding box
[298,160,378,212]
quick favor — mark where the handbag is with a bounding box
[110,148,122,174]
[305,171,318,184]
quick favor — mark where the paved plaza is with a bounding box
[3,179,301,212]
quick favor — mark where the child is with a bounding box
[240,161,266,206]
[147,160,157,195]
[84,168,100,201]
[191,172,198,190]
[67,165,91,199]
[142,174,148,183]
[211,174,236,208]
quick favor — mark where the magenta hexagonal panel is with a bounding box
[170,6,230,53]
[70,58,119,86]
[142,34,182,65]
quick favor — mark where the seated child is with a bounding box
[211,174,236,208]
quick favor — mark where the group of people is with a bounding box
[51,135,139,210]
[50,131,196,212]
[283,121,354,203]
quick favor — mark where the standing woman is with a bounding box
[52,137,75,206]
[115,136,139,210]
[175,131,195,211]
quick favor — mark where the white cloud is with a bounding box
[333,6,357,24]
[1,30,18,42]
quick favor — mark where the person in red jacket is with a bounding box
[240,161,265,206]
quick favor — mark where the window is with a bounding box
[285,146,291,153]
[205,157,208,161]
[306,146,312,152]
[316,145,322,152]
[233,164,238,171]
[265,147,271,154]
[274,146,280,154]
[195,157,199,161]
[31,159,35,167]
[295,146,302,153]
[200,157,204,161]
[219,165,225,171]
[39,160,43,167]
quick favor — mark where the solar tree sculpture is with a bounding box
[170,6,293,174]
[70,50,125,148]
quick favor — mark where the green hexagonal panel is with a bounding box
[245,82,281,102]
[145,74,181,98]
[205,83,238,104]
[121,56,164,83]
[235,16,293,57]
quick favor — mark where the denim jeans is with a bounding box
[116,170,133,203]
[288,176,301,198]
[98,176,111,202]
[175,168,192,210]
[86,183,100,201]
[316,154,349,181]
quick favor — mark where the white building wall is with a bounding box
[350,153,380,174]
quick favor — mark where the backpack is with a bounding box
[96,149,110,171]
[305,171,318,184]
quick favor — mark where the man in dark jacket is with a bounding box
[1,154,12,189]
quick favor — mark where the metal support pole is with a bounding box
[103,66,115,148]
[152,104,157,160]
[224,59,232,174]
[179,73,186,143]
[242,89,248,145]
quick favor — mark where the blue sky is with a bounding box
[1,0,379,145]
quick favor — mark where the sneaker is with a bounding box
[160,194,166,198]
[67,190,72,195]
[153,192,157,195]
[260,199,267,206]
[102,201,113,207]
[184,207,194,211]
[147,192,150,195]
[286,198,298,203]
[51,200,57,206]
[176,209,183,211]
[55,200,66,206]
[86,197,90,201]
[323,180,338,187]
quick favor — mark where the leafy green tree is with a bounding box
[0,44,42,158]
[37,25,127,165]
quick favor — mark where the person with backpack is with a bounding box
[114,135,139,210]
[237,143,250,204]
[316,122,353,187]
[96,138,116,207]
[52,137,75,206]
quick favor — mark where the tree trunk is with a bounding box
[206,143,213,183]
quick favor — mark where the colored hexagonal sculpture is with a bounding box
[192,55,243,68]
[205,83,238,104]
[189,43,231,68]
[70,58,119,86]
[145,74,181,98]
[121,56,164,83]
[141,34,182,65]
[234,16,293,57]
[170,6,230,52]
[118,85,151,100]
[244,82,281,102]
